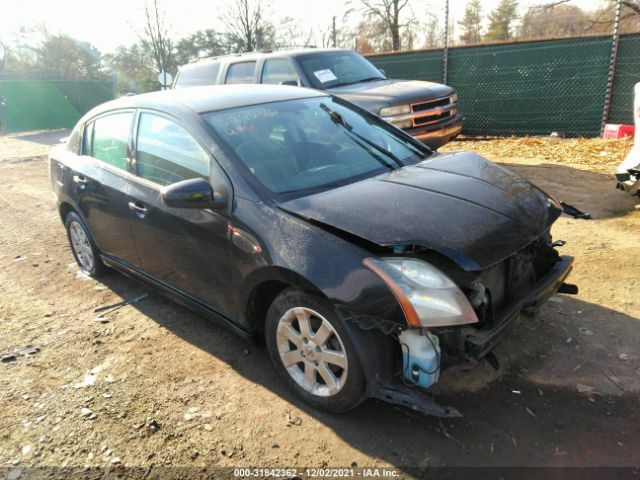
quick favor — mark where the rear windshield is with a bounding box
[296,51,385,90]
[175,62,220,88]
[203,97,428,198]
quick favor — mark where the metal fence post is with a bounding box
[443,0,449,84]
[601,0,622,136]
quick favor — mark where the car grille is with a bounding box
[475,233,559,327]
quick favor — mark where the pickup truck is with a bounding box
[174,48,462,149]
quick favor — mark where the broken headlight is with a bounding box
[364,257,478,328]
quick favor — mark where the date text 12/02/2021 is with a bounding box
[233,468,400,477]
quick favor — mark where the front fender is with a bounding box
[233,200,407,330]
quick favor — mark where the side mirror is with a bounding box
[378,68,386,77]
[279,80,298,86]
[162,177,218,209]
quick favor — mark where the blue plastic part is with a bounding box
[392,244,406,254]
[400,330,440,388]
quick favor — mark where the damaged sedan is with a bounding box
[50,85,576,416]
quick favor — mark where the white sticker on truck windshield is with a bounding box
[313,69,338,83]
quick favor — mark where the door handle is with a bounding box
[73,174,88,186]
[128,201,148,217]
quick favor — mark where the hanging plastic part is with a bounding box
[560,202,592,220]
[399,329,440,389]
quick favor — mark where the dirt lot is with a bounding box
[1,132,639,478]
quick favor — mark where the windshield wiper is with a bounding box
[327,80,360,89]
[358,76,385,82]
[319,103,404,168]
[328,77,384,89]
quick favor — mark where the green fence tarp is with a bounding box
[0,80,114,133]
[368,34,640,137]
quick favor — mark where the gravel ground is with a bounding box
[0,132,639,479]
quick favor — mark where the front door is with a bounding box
[126,111,234,316]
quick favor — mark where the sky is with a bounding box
[0,0,606,54]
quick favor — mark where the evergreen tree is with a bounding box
[458,0,483,44]
[485,0,519,41]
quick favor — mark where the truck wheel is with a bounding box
[265,288,366,413]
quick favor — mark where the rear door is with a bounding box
[260,58,300,85]
[224,61,257,84]
[74,111,140,266]
[126,111,235,315]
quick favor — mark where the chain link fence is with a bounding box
[367,32,640,137]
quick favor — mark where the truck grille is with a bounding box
[414,110,452,126]
[412,97,451,112]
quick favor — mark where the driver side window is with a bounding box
[135,113,210,187]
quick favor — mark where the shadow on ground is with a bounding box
[96,268,640,473]
[7,129,70,145]
[501,162,638,220]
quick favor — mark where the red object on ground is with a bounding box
[603,123,635,139]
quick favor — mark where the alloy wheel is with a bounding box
[69,220,95,272]
[276,307,348,397]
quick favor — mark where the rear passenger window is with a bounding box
[225,62,256,84]
[175,62,221,87]
[261,59,298,85]
[135,113,209,186]
[92,112,133,170]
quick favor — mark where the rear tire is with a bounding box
[65,211,105,278]
[265,288,366,413]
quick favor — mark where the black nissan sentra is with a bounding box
[50,85,576,416]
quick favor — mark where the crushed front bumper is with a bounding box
[463,255,575,359]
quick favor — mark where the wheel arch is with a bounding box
[243,266,329,335]
[59,201,77,222]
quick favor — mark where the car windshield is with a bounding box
[296,51,386,89]
[203,96,429,198]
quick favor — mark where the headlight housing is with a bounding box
[379,104,411,117]
[450,93,458,103]
[364,257,478,328]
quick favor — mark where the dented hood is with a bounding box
[279,152,562,271]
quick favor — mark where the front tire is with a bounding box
[65,211,105,278]
[265,288,366,413]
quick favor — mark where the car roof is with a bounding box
[87,84,328,117]
[179,48,351,71]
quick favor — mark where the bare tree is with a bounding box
[358,0,412,51]
[222,0,275,52]
[541,0,639,14]
[519,3,589,39]
[539,0,640,33]
[276,17,314,49]
[424,11,443,48]
[139,0,174,75]
[0,39,9,71]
